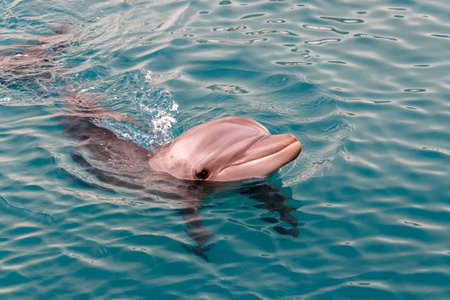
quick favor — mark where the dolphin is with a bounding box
[62,94,303,261]
[60,93,302,183]
[1,29,302,182]
[2,31,303,261]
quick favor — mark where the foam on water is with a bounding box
[99,70,179,150]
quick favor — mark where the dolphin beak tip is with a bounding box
[293,140,302,158]
[286,134,302,159]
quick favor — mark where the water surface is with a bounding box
[1,0,449,298]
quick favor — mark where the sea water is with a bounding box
[0,0,449,298]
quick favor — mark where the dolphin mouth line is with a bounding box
[218,139,302,174]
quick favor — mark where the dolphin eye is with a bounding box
[195,169,209,180]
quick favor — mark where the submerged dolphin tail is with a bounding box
[274,226,299,238]
[181,243,215,262]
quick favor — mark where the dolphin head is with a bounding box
[148,116,301,182]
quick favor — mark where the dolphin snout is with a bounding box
[279,133,302,160]
[232,133,301,165]
[270,133,301,154]
[283,133,300,147]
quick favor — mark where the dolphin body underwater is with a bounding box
[1,28,302,261]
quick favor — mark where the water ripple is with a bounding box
[246,29,299,36]
[321,16,364,24]
[354,33,398,41]
[303,24,349,35]
[213,25,247,32]
[196,38,267,44]
[305,38,341,45]
[240,13,265,20]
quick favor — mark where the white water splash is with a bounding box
[101,70,179,151]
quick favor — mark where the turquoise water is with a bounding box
[1,0,449,298]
